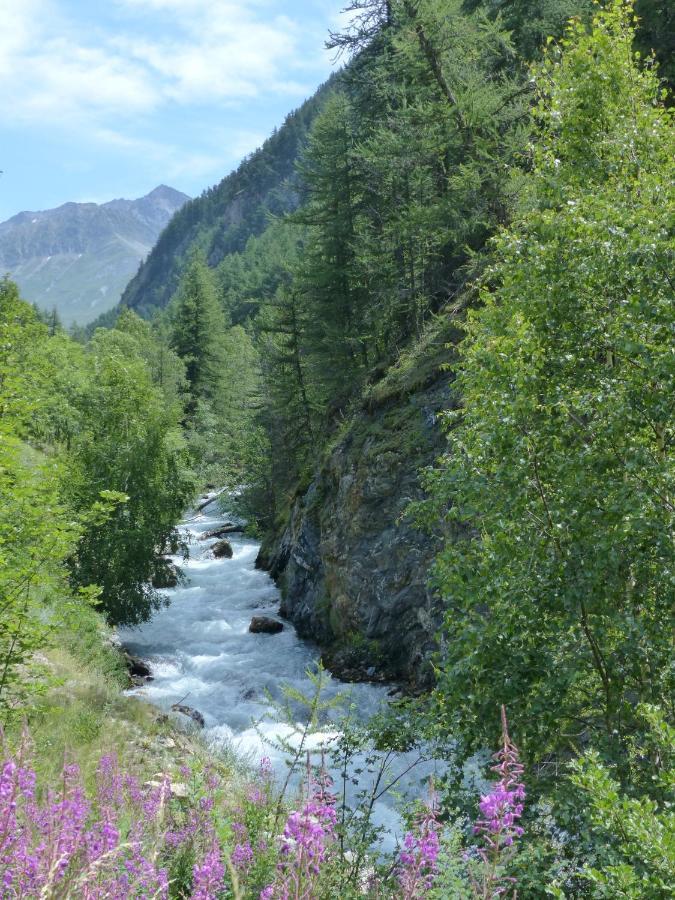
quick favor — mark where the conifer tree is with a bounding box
[47,306,62,336]
[294,92,370,409]
[170,252,227,410]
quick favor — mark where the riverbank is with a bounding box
[2,559,443,898]
[117,498,438,849]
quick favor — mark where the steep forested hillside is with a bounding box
[119,78,337,319]
[110,0,675,688]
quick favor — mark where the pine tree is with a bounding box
[170,252,227,410]
[254,283,317,509]
[47,306,62,336]
[293,92,370,409]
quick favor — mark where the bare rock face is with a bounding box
[257,347,458,689]
[212,539,233,559]
[249,616,284,634]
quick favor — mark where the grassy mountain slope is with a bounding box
[0,186,188,325]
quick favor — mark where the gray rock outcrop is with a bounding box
[257,341,457,689]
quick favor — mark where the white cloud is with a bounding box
[0,0,339,202]
[21,42,159,119]
[0,1,158,124]
[112,2,302,103]
[0,0,331,127]
[92,126,257,182]
[226,129,267,160]
[0,1,40,77]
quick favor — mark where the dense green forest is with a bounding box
[116,0,674,528]
[1,0,673,896]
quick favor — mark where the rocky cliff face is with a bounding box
[258,327,458,689]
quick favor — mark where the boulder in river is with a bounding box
[171,703,205,728]
[123,652,152,678]
[212,539,233,559]
[152,559,181,589]
[249,616,284,634]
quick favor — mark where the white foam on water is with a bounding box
[119,501,439,849]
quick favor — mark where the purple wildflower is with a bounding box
[192,842,225,899]
[262,755,337,900]
[96,753,124,808]
[397,786,441,899]
[232,840,254,870]
[247,785,265,806]
[259,756,273,780]
[471,706,526,897]
[0,740,177,899]
[232,820,247,839]
[205,767,220,792]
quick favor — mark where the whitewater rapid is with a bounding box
[119,499,438,845]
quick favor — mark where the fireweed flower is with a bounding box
[471,706,526,898]
[232,819,247,839]
[261,756,337,900]
[232,840,254,870]
[205,767,220,792]
[247,785,265,806]
[259,756,273,780]
[0,743,180,899]
[96,754,124,808]
[192,841,225,899]
[397,787,441,899]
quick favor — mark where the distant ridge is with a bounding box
[0,185,190,325]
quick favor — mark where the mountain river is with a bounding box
[119,497,439,847]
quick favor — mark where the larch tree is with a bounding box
[170,252,228,411]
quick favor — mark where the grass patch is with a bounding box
[8,641,239,802]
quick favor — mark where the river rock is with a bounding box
[152,559,181,588]
[171,704,205,728]
[249,616,284,634]
[124,653,152,678]
[212,539,233,559]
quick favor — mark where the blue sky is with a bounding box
[0,0,346,221]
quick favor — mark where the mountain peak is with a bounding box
[144,184,190,202]
[0,186,190,325]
